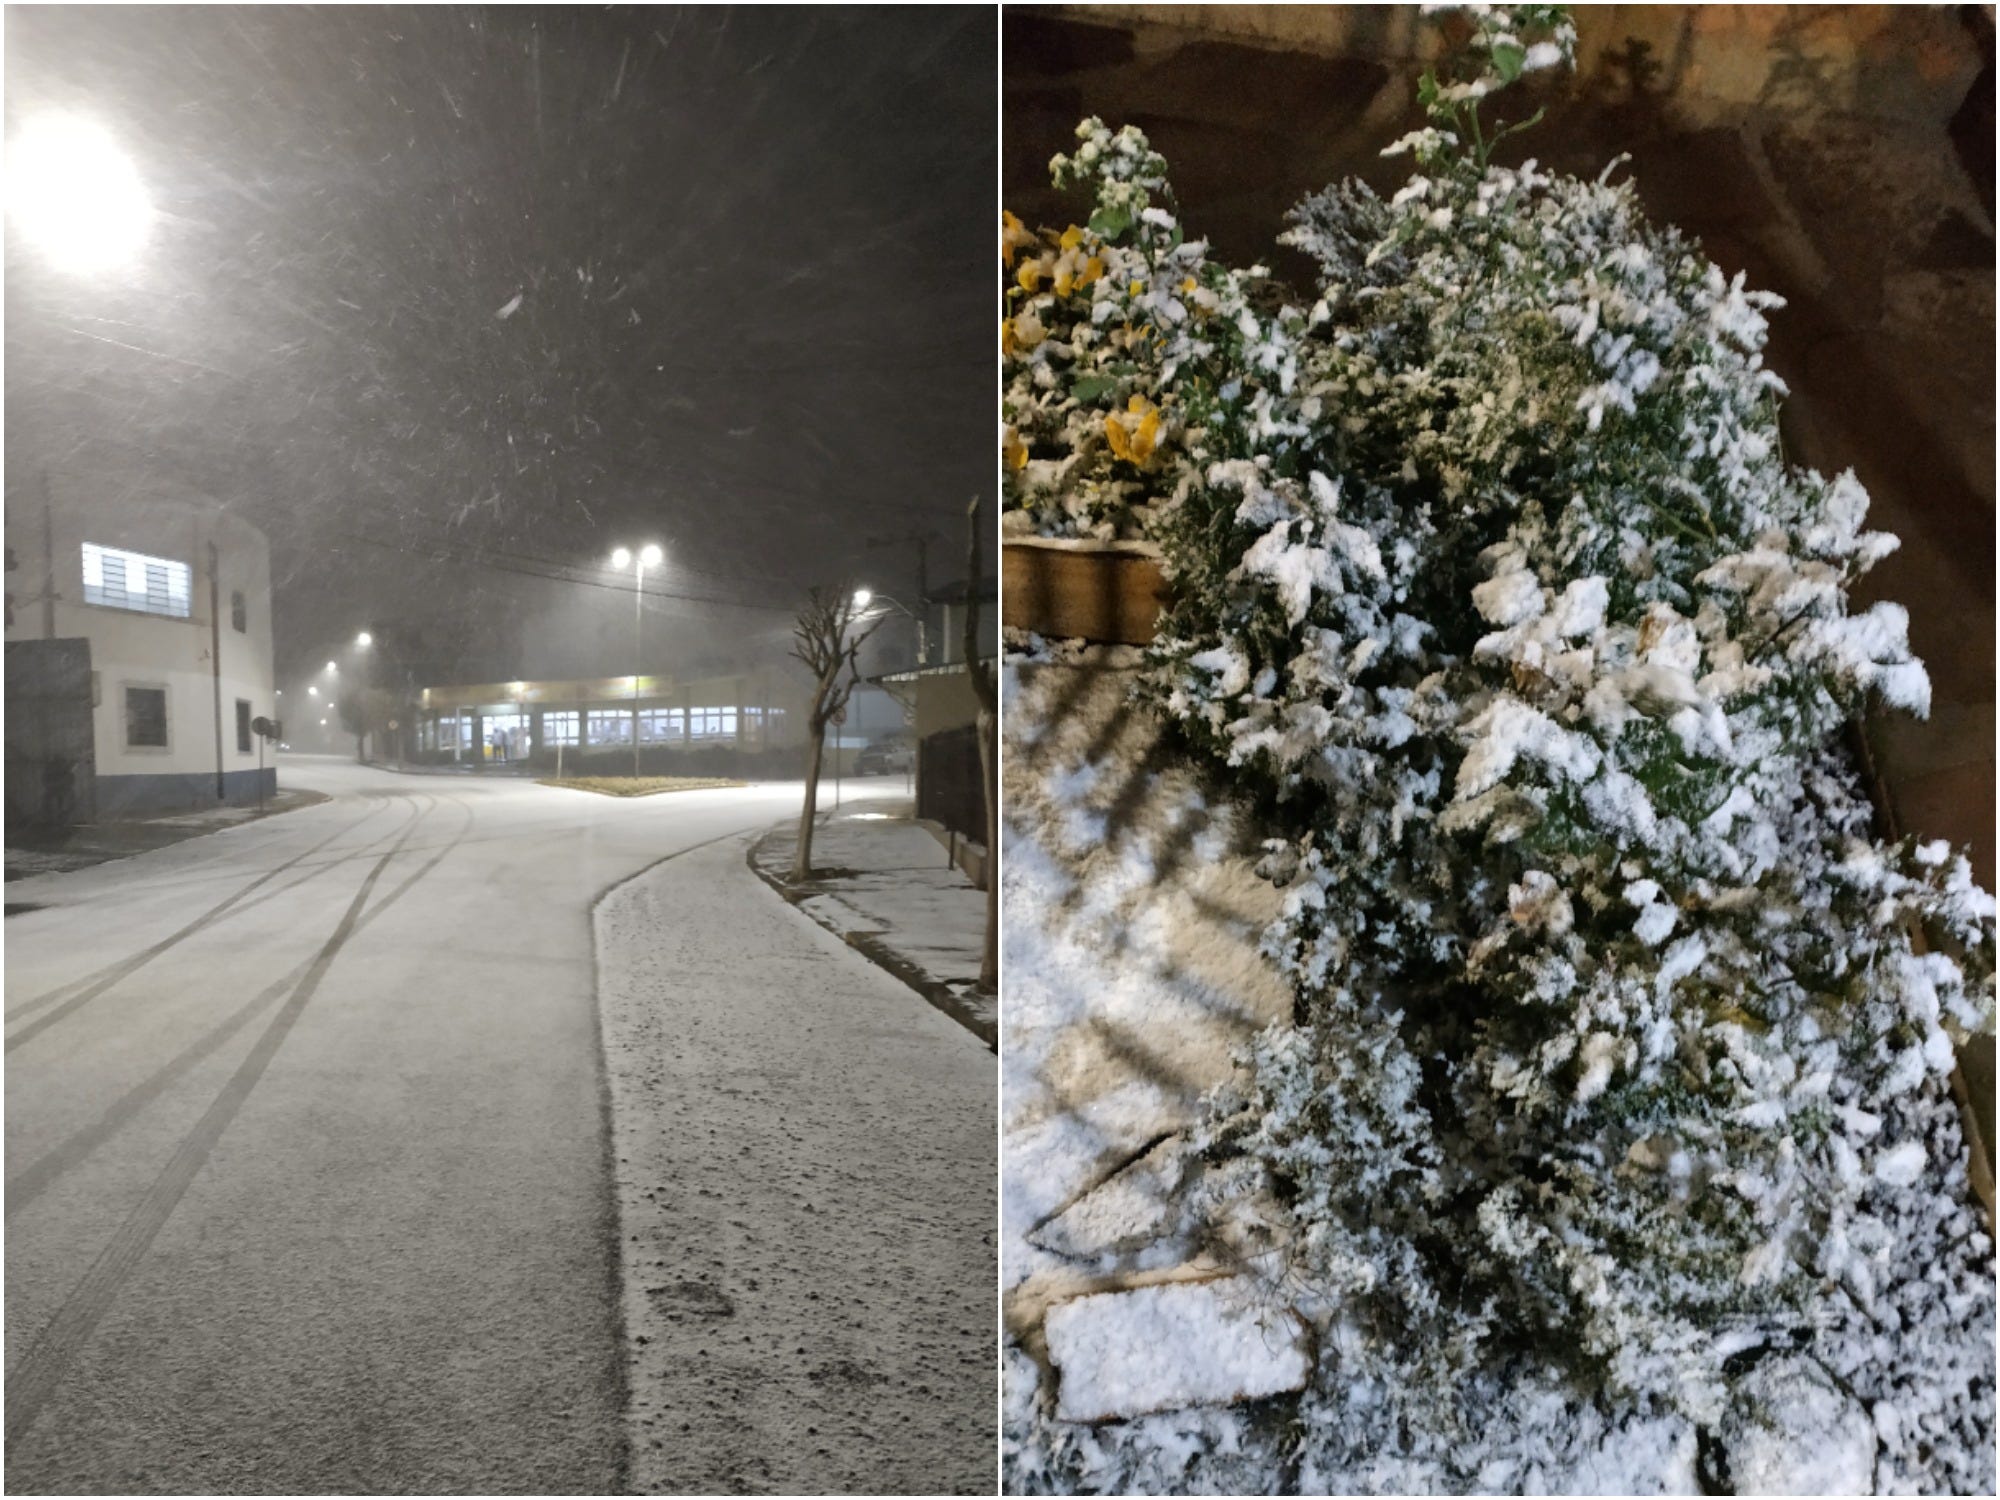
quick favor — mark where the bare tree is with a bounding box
[336,686,400,764]
[790,585,883,880]
[964,496,998,991]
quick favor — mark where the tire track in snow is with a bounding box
[2,799,393,1034]
[1,797,450,1445]
[4,796,476,1219]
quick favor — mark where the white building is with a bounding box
[4,481,278,820]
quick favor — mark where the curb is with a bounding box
[745,822,997,1052]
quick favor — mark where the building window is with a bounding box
[236,699,252,753]
[637,708,684,742]
[125,685,169,748]
[231,590,246,632]
[688,706,738,740]
[586,709,631,746]
[542,710,579,746]
[82,543,192,618]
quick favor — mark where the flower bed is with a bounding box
[536,776,745,797]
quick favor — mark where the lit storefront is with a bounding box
[412,668,801,762]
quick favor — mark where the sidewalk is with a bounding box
[751,802,996,1048]
[4,789,328,882]
[594,830,994,1493]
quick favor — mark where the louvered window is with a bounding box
[82,543,192,618]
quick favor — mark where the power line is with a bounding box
[325,527,799,614]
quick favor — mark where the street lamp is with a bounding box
[355,631,373,648]
[854,587,928,666]
[6,114,152,273]
[324,660,337,674]
[610,543,662,778]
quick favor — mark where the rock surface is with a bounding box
[1045,1278,1310,1423]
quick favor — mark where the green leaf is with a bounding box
[1069,374,1118,404]
[1492,40,1526,84]
[1087,205,1131,241]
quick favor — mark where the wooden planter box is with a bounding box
[1002,537,1170,645]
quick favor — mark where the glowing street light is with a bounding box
[355,631,373,647]
[854,587,927,664]
[324,660,337,674]
[6,114,153,273]
[307,685,318,698]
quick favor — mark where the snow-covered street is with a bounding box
[4,755,982,1493]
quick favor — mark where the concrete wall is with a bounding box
[915,667,984,741]
[97,767,278,818]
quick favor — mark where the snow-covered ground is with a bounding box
[1002,646,1305,1487]
[753,803,995,1041]
[597,822,995,1494]
[6,758,998,1493]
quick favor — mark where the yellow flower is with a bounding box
[1001,318,1016,357]
[1104,394,1161,467]
[1047,228,1103,300]
[1003,426,1029,470]
[1129,280,1145,298]
[1018,259,1044,293]
[1181,276,1197,293]
[1002,210,1032,269]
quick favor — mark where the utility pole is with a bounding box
[41,472,56,639]
[208,540,225,801]
[865,528,939,666]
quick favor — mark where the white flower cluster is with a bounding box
[1005,4,1994,1492]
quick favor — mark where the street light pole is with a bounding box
[854,589,925,666]
[612,544,662,780]
[632,555,644,779]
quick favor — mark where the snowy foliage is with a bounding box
[1003,5,1995,1492]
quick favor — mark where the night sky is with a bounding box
[4,6,995,687]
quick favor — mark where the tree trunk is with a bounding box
[793,723,824,880]
[963,494,999,993]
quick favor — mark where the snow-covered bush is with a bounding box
[1005,5,1995,1492]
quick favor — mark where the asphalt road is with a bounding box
[2,756,907,1494]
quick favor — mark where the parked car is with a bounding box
[855,739,914,775]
